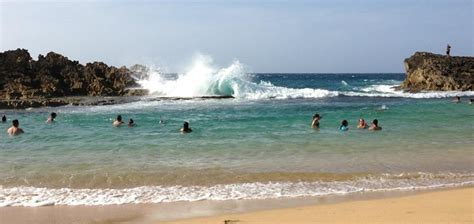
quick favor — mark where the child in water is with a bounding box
[358,118,367,129]
[46,112,57,123]
[311,114,321,128]
[128,118,136,127]
[180,121,192,133]
[369,119,382,131]
[340,120,349,131]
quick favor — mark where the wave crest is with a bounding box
[136,55,337,99]
[136,56,473,100]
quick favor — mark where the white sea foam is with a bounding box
[136,56,473,100]
[137,55,338,100]
[1,174,472,207]
[343,84,474,98]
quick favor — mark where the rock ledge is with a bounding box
[401,52,473,92]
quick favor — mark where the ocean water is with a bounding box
[1,61,473,206]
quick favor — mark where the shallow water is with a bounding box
[0,73,473,206]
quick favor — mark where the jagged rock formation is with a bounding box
[0,49,141,101]
[401,52,473,92]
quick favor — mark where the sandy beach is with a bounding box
[0,187,472,224]
[165,187,474,224]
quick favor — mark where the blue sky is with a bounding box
[1,0,472,73]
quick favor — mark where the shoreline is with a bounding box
[0,186,472,224]
[164,186,473,224]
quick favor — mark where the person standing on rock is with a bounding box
[446,44,451,56]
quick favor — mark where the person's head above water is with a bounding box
[340,120,349,131]
[341,120,348,127]
[370,119,382,130]
[128,118,135,127]
[372,119,378,127]
[50,112,57,119]
[1,115,6,123]
[181,121,192,133]
[358,118,367,128]
[313,114,321,119]
[12,119,19,127]
[116,115,122,122]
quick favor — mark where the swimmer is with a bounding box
[340,120,349,131]
[1,115,6,123]
[369,119,382,131]
[358,118,367,129]
[452,96,461,103]
[180,121,192,133]
[311,113,321,128]
[113,115,124,127]
[46,112,57,123]
[469,99,473,104]
[159,116,165,124]
[7,119,24,136]
[128,118,136,127]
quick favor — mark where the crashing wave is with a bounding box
[136,55,473,100]
[137,55,338,99]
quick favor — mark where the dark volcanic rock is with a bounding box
[0,49,141,102]
[401,52,473,92]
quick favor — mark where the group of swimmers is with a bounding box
[2,113,58,135]
[112,115,136,127]
[111,114,192,133]
[452,96,473,104]
[2,112,194,136]
[311,114,382,131]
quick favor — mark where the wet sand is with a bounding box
[0,187,472,224]
[165,187,474,224]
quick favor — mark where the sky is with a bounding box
[0,0,472,73]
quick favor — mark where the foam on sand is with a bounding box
[1,173,472,207]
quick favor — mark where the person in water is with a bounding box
[340,120,349,131]
[369,119,382,131]
[452,96,461,103]
[1,115,6,123]
[180,121,192,133]
[311,114,321,128]
[7,119,24,136]
[113,115,124,127]
[46,112,57,123]
[358,118,367,129]
[128,118,136,127]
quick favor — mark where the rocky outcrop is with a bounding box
[401,52,473,92]
[0,49,143,102]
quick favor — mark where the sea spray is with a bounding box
[136,58,473,99]
[136,55,338,99]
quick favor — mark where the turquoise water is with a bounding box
[0,73,473,206]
